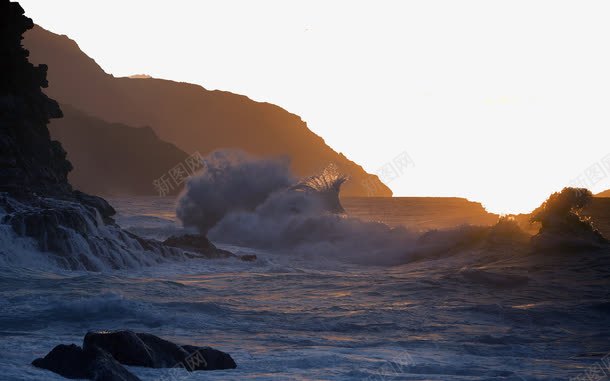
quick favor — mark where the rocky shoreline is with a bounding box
[0,0,235,271]
[1,3,239,378]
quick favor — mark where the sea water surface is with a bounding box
[1,197,609,380]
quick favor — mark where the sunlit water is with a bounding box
[1,197,609,380]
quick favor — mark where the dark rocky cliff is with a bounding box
[0,2,72,196]
[0,1,226,270]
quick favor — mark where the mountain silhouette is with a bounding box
[50,104,190,195]
[23,25,392,197]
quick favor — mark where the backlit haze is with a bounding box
[19,0,610,214]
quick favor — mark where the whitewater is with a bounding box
[1,196,609,380]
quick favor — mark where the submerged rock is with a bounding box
[84,330,237,371]
[163,234,252,261]
[32,344,141,381]
[239,254,258,262]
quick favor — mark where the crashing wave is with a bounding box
[290,164,348,213]
[530,188,608,251]
[176,150,295,234]
[0,193,186,271]
[176,151,417,265]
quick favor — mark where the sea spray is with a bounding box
[177,151,546,265]
[177,150,418,265]
[290,163,347,214]
[176,150,295,234]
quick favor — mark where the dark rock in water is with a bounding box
[73,190,116,221]
[0,194,189,270]
[32,344,141,381]
[84,331,161,368]
[239,254,258,262]
[181,344,238,370]
[86,346,142,381]
[163,234,216,251]
[32,344,89,379]
[84,330,237,371]
[163,234,234,259]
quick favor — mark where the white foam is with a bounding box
[0,195,186,271]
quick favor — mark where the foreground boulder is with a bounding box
[84,330,237,371]
[32,344,141,381]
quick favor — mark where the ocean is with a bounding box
[1,196,609,380]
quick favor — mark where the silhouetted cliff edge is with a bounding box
[23,25,391,197]
[0,8,71,197]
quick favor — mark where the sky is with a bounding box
[19,0,610,214]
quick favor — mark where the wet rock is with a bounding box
[181,344,238,370]
[0,194,187,271]
[73,190,116,220]
[32,344,88,379]
[239,254,257,262]
[86,346,142,381]
[163,234,234,259]
[32,344,141,381]
[84,330,237,371]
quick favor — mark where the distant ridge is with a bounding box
[49,104,189,195]
[343,197,498,231]
[23,25,391,197]
[128,74,152,79]
[597,189,610,197]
